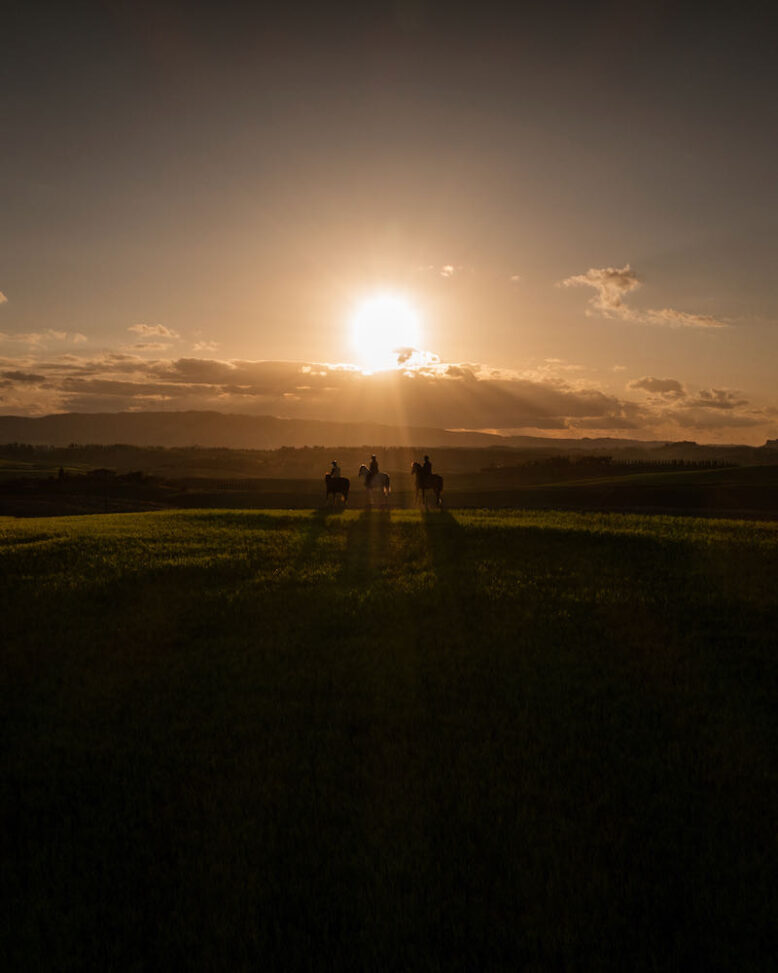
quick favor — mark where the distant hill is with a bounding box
[0,411,502,449]
[0,411,675,450]
[496,433,675,449]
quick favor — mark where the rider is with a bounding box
[330,459,341,478]
[421,454,432,478]
[368,454,379,487]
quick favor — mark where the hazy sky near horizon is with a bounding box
[2,0,777,442]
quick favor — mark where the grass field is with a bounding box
[3,508,777,969]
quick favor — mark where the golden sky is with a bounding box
[2,2,777,443]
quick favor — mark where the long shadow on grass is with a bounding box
[420,508,468,620]
[422,508,465,569]
[414,511,778,968]
[287,507,332,573]
[338,507,392,586]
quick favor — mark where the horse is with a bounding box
[324,473,349,504]
[358,464,391,505]
[411,462,443,506]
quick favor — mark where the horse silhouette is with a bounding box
[358,464,391,505]
[325,473,350,504]
[411,462,443,506]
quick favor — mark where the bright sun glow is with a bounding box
[350,293,422,371]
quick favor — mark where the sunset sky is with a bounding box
[2,1,777,442]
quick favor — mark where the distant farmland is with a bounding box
[3,508,777,969]
[3,458,778,519]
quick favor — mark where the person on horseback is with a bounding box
[368,454,379,487]
[412,455,442,505]
[330,459,341,478]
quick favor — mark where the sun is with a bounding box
[350,293,422,371]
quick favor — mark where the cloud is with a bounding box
[629,376,686,399]
[626,378,758,432]
[521,358,586,384]
[0,292,7,305]
[128,323,179,338]
[561,264,727,329]
[445,364,478,379]
[1,370,45,383]
[417,264,464,278]
[192,340,220,353]
[0,352,772,443]
[0,332,51,346]
[0,330,87,345]
[509,274,521,284]
[394,346,440,366]
[0,353,633,429]
[561,264,641,315]
[671,410,764,430]
[643,308,727,329]
[686,388,748,410]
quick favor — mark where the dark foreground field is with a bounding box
[3,509,777,970]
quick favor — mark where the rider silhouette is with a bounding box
[368,454,379,487]
[330,459,340,478]
[421,455,432,478]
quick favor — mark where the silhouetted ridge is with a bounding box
[0,411,674,450]
[0,411,497,449]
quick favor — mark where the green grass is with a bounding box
[3,509,777,970]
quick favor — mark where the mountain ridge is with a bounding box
[0,411,677,450]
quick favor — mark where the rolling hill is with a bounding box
[0,410,673,450]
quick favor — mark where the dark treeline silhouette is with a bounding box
[3,458,778,519]
[1,440,773,483]
[4,440,778,520]
[483,455,737,483]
